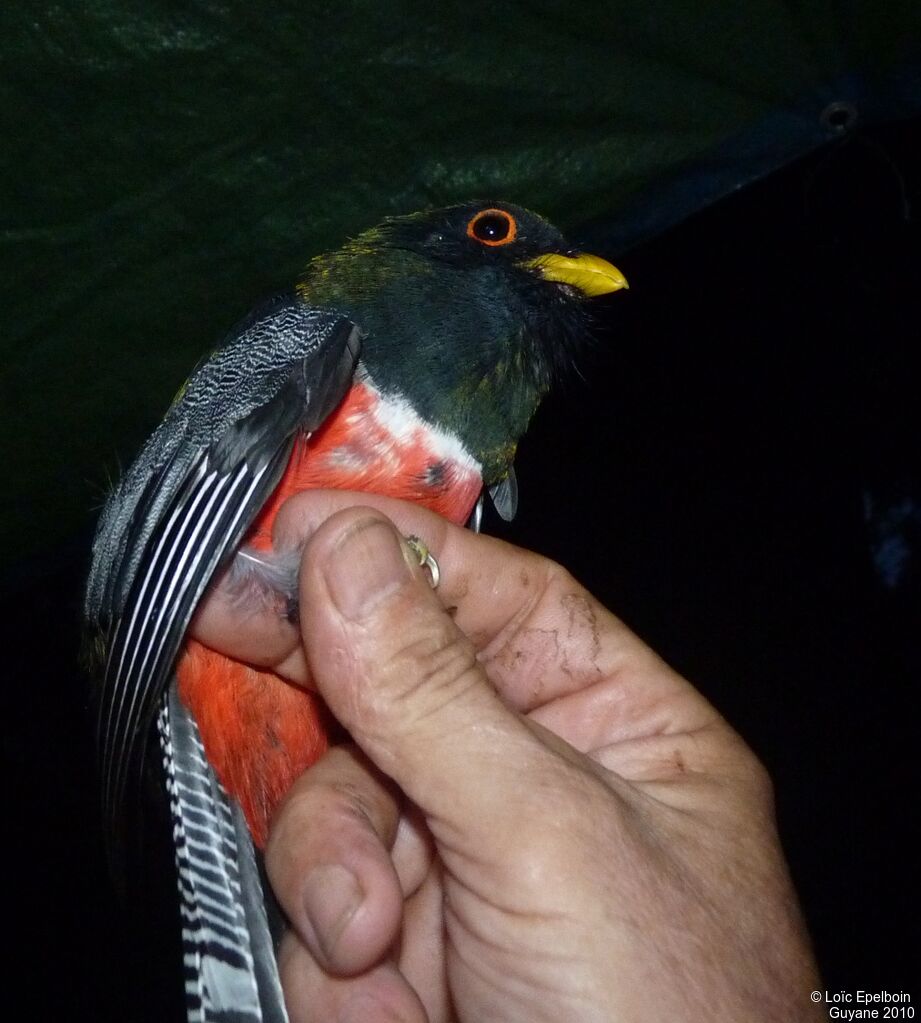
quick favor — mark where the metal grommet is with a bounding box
[820,101,859,135]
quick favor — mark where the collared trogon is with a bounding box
[85,201,627,1022]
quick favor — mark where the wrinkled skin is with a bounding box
[192,492,824,1023]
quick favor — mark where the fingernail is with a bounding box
[302,864,362,963]
[325,519,413,621]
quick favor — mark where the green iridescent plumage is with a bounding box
[298,201,594,480]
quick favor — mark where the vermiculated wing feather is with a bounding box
[160,683,288,1023]
[86,296,361,833]
[86,295,359,619]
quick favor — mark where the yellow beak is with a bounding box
[522,252,628,297]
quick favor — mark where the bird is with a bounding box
[84,201,627,1021]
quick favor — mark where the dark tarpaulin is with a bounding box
[1,0,919,572]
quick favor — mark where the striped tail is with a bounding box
[158,683,288,1023]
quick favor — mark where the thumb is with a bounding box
[299,507,545,843]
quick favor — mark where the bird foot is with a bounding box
[405,535,440,589]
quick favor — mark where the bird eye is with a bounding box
[466,208,517,247]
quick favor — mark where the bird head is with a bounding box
[299,202,627,478]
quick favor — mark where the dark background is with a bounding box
[4,116,918,1019]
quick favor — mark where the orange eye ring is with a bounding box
[466,208,518,247]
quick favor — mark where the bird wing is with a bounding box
[85,294,361,835]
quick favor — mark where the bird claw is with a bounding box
[405,535,440,589]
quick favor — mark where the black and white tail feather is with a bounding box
[160,684,288,1023]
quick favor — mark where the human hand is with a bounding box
[193,491,823,1023]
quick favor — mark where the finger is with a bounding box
[189,572,311,684]
[279,932,428,1023]
[276,490,657,714]
[266,745,405,976]
[281,492,718,744]
[191,486,555,693]
[398,867,450,1023]
[195,487,721,749]
[188,486,551,690]
[274,489,556,657]
[298,506,559,848]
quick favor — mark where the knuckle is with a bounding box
[398,628,480,698]
[324,777,374,822]
[323,777,394,842]
[355,618,482,733]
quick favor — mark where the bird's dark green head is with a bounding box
[299,202,627,480]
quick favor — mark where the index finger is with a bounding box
[192,489,720,758]
[274,493,710,731]
[191,489,542,686]
[274,489,556,654]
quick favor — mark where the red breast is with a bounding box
[178,378,482,845]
